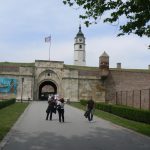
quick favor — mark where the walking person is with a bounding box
[46,95,56,120]
[86,96,95,122]
[57,98,65,123]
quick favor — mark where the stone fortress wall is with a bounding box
[105,69,150,110]
[0,57,150,110]
[0,60,105,102]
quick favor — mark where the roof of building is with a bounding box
[76,25,84,37]
[100,51,109,57]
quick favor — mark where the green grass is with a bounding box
[70,102,150,137]
[0,62,34,67]
[64,64,150,72]
[64,64,99,70]
[0,103,29,141]
[110,68,150,73]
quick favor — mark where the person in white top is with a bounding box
[57,98,65,122]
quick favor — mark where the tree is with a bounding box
[63,0,150,38]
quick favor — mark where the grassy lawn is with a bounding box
[70,102,150,137]
[0,103,29,141]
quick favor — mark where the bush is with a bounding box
[95,103,112,113]
[80,99,150,124]
[0,99,16,109]
[111,105,150,124]
[80,99,87,106]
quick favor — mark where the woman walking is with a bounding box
[57,98,65,123]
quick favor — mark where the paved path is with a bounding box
[1,101,150,150]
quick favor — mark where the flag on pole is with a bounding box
[45,35,51,60]
[45,36,51,43]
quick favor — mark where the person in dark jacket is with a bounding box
[46,95,56,120]
[86,97,95,122]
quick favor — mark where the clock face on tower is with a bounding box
[79,38,82,42]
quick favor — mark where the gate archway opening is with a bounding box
[39,81,57,100]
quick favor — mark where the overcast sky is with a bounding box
[0,0,149,69]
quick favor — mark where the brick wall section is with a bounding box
[79,70,100,77]
[105,70,150,110]
[0,66,19,72]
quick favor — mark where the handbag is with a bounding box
[56,105,61,110]
[46,106,50,113]
[84,110,89,118]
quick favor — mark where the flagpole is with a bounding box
[49,39,51,61]
[45,35,51,61]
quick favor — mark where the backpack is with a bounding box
[84,110,90,118]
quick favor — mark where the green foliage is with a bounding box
[80,99,87,106]
[80,99,150,124]
[64,64,98,70]
[0,62,34,67]
[0,99,16,109]
[95,102,112,113]
[63,0,150,38]
[111,105,150,124]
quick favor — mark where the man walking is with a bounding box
[86,97,95,122]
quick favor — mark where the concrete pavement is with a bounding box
[1,101,150,150]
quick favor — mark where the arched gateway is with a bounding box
[39,80,57,100]
[33,62,63,101]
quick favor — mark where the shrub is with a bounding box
[111,105,150,124]
[0,99,16,109]
[80,99,87,106]
[95,103,112,113]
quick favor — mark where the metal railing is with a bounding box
[115,89,150,110]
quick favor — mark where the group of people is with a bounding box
[46,94,65,123]
[46,94,95,123]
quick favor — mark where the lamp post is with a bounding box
[21,77,24,103]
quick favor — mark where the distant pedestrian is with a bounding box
[57,98,65,123]
[85,97,95,122]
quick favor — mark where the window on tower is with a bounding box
[79,45,82,49]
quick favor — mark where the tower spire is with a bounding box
[79,24,81,32]
[74,26,86,66]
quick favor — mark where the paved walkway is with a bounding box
[1,101,150,150]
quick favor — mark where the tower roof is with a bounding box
[100,51,109,57]
[76,25,84,37]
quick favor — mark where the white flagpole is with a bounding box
[49,37,51,61]
[45,35,51,61]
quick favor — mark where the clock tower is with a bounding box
[74,25,86,66]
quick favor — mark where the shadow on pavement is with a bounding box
[3,126,150,150]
